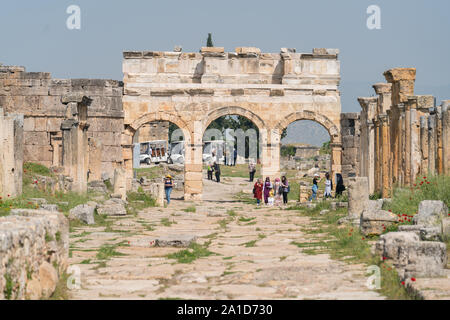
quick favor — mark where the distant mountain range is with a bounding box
[281,120,330,147]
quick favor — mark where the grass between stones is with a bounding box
[288,202,415,300]
[183,206,196,213]
[166,242,215,264]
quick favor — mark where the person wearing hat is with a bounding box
[164,174,174,205]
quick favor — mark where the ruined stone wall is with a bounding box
[0,66,123,180]
[340,113,361,180]
[358,68,450,197]
[0,108,23,198]
[136,121,169,143]
[0,209,68,300]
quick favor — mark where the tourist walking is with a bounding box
[273,178,282,206]
[263,177,272,205]
[207,163,213,180]
[164,174,174,205]
[281,176,290,205]
[213,161,221,183]
[248,161,256,182]
[309,173,320,201]
[335,173,345,198]
[253,178,263,206]
[324,172,333,198]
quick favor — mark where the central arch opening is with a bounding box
[201,114,261,201]
[132,120,186,200]
[280,120,332,203]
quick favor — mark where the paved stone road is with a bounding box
[68,177,384,300]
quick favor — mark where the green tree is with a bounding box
[206,33,214,47]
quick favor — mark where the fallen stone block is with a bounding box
[376,231,447,279]
[155,235,197,248]
[360,209,397,236]
[413,200,448,228]
[97,198,127,216]
[69,204,95,225]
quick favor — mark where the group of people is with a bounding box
[253,176,290,206]
[309,172,346,201]
[206,162,221,183]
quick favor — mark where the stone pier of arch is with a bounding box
[121,47,343,200]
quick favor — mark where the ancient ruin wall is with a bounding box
[0,66,123,180]
[0,209,69,300]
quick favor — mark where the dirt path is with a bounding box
[68,177,384,300]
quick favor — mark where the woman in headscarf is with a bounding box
[281,176,290,205]
[273,178,282,206]
[263,177,272,205]
[253,178,263,206]
[335,173,346,198]
[324,172,333,198]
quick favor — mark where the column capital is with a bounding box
[372,83,392,95]
[383,68,416,83]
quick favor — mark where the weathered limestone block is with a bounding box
[97,198,126,216]
[345,177,369,225]
[113,167,127,200]
[155,235,197,248]
[0,210,68,300]
[413,200,448,228]
[360,209,397,236]
[376,231,447,278]
[442,217,450,241]
[69,204,96,225]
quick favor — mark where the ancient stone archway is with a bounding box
[275,111,342,183]
[122,47,343,200]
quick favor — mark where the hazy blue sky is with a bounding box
[1,0,449,112]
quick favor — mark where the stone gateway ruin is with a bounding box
[122,47,343,200]
[1,47,449,201]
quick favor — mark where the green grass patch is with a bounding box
[183,206,196,213]
[384,175,450,216]
[166,243,215,264]
[96,243,127,261]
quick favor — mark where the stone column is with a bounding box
[407,97,421,184]
[442,101,450,175]
[420,116,429,174]
[61,94,92,194]
[379,114,391,198]
[404,102,412,185]
[0,108,24,199]
[121,129,134,191]
[384,68,416,185]
[398,104,406,185]
[428,110,436,174]
[373,118,381,193]
[436,106,444,174]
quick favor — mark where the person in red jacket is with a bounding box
[253,178,263,206]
